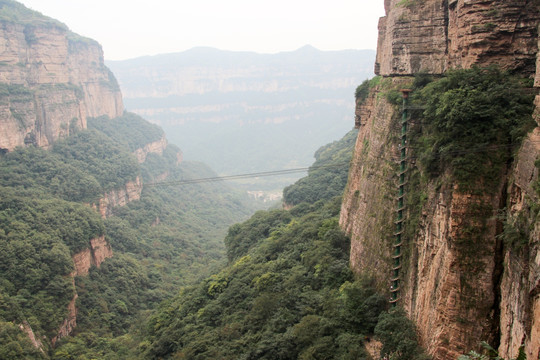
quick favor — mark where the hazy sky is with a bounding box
[18,0,385,61]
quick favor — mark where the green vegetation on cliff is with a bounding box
[0,0,64,27]
[394,66,538,322]
[0,122,141,203]
[89,113,164,152]
[401,67,536,263]
[0,0,96,45]
[0,188,104,340]
[415,66,535,191]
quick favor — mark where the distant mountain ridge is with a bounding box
[107,46,374,98]
[108,46,375,190]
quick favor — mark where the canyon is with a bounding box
[2,0,540,358]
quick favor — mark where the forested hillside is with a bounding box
[141,130,427,360]
[0,112,259,358]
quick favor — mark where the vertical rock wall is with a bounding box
[93,176,143,218]
[497,65,540,359]
[341,0,540,358]
[375,0,539,76]
[340,78,407,286]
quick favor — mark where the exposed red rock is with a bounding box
[53,235,113,344]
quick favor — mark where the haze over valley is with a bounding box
[107,46,375,197]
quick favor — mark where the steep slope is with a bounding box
[0,0,123,151]
[340,0,540,358]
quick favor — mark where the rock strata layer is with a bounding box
[376,0,539,76]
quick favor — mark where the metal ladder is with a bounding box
[390,89,411,306]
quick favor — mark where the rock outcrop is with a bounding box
[341,0,540,358]
[93,176,143,218]
[71,235,113,276]
[133,136,167,163]
[53,235,113,345]
[18,321,44,353]
[0,2,123,152]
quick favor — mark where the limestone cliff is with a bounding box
[0,1,123,152]
[341,0,540,358]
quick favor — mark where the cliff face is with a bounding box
[340,78,403,280]
[497,89,540,359]
[0,5,123,152]
[376,0,538,76]
[341,0,540,358]
[71,235,113,276]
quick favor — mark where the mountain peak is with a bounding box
[295,44,319,52]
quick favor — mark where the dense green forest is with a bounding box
[140,129,427,360]
[0,112,259,358]
[1,108,428,359]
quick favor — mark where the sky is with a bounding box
[18,0,385,61]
